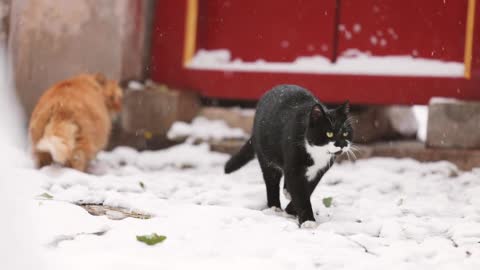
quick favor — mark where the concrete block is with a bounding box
[121,86,200,137]
[351,106,417,144]
[427,97,480,149]
[107,121,178,151]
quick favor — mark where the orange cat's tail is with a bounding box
[36,117,78,165]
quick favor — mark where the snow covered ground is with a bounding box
[1,49,478,270]
[2,142,478,270]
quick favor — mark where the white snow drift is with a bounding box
[188,49,464,77]
[28,142,480,270]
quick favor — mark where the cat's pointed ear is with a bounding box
[310,104,325,123]
[337,100,350,115]
[94,73,107,86]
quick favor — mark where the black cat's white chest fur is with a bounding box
[225,84,353,226]
[304,141,340,181]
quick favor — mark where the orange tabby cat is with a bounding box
[29,73,123,171]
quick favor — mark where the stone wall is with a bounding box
[8,0,154,117]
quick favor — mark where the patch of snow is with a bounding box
[413,105,429,141]
[189,49,465,77]
[345,31,353,40]
[386,106,418,137]
[0,50,30,167]
[0,47,43,269]
[94,143,229,173]
[387,27,399,40]
[430,97,464,104]
[380,38,387,47]
[231,107,255,117]
[280,40,289,48]
[167,116,248,142]
[353,24,362,33]
[189,49,231,65]
[135,143,228,170]
[127,81,144,91]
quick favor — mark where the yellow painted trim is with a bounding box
[464,0,476,79]
[183,0,199,66]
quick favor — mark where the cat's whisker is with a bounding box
[349,144,361,154]
[345,150,352,162]
[351,148,361,157]
[345,151,351,162]
[349,149,358,160]
[346,115,356,122]
[349,143,359,148]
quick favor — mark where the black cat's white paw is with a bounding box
[300,220,318,229]
[262,206,283,216]
[271,206,283,212]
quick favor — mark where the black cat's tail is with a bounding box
[224,138,255,174]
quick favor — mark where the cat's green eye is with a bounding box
[326,132,334,138]
[343,132,349,137]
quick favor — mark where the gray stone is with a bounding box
[427,97,480,149]
[121,84,200,137]
[351,106,418,144]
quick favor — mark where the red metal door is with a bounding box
[338,0,468,62]
[150,0,480,105]
[199,0,336,62]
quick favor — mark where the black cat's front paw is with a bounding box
[298,209,315,226]
[285,202,297,216]
[300,220,318,229]
[285,202,316,228]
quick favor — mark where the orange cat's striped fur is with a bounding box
[29,73,123,171]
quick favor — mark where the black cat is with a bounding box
[225,84,353,227]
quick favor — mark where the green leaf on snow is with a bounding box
[136,233,166,246]
[322,197,333,208]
